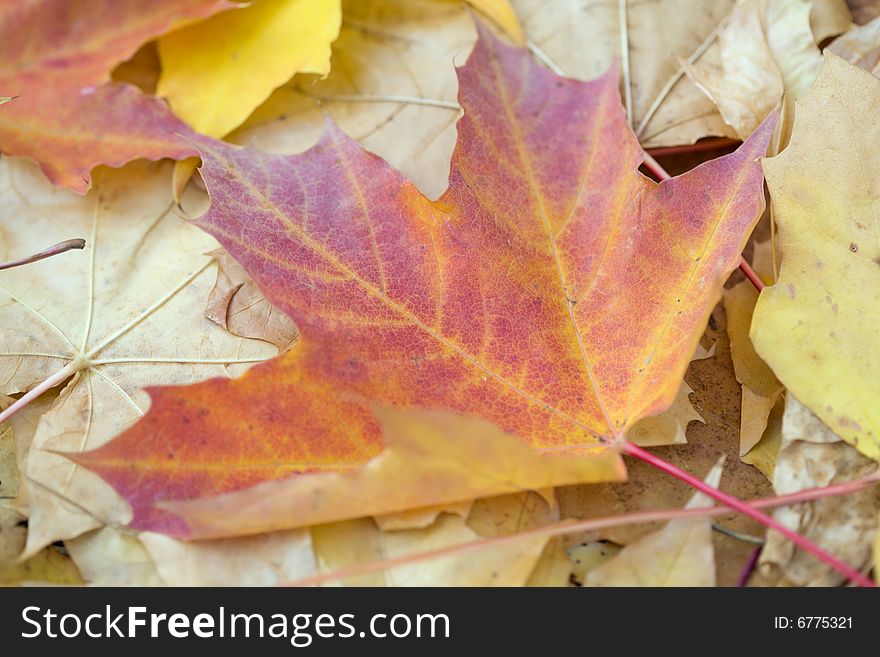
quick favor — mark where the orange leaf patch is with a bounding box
[0,0,229,192]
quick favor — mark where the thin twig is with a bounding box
[646,138,741,157]
[712,523,765,545]
[738,258,765,291]
[296,87,459,110]
[641,150,669,180]
[0,238,86,271]
[618,0,633,125]
[736,545,763,587]
[526,40,565,76]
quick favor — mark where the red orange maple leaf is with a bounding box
[76,26,774,536]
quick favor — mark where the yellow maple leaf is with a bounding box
[752,53,880,461]
[467,0,523,43]
[157,0,343,137]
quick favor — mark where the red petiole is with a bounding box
[646,137,741,158]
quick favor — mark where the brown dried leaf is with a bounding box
[312,513,550,587]
[205,249,298,352]
[513,0,736,146]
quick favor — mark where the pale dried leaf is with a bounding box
[311,519,387,587]
[466,490,558,537]
[759,396,879,586]
[627,343,712,447]
[0,507,82,585]
[811,0,854,39]
[525,537,571,587]
[314,513,550,587]
[724,280,784,460]
[66,527,162,586]
[568,542,622,585]
[741,391,785,481]
[0,548,82,586]
[233,0,474,199]
[0,506,23,566]
[513,0,736,146]
[875,516,880,583]
[0,416,14,499]
[375,501,473,532]
[750,238,776,282]
[139,529,317,586]
[828,15,880,74]
[466,491,567,586]
[723,280,785,472]
[0,393,55,511]
[0,158,279,555]
[846,0,880,24]
[684,0,821,139]
[740,386,784,456]
[584,457,724,587]
[466,0,524,42]
[205,249,298,352]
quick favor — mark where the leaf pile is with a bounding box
[1,0,878,587]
